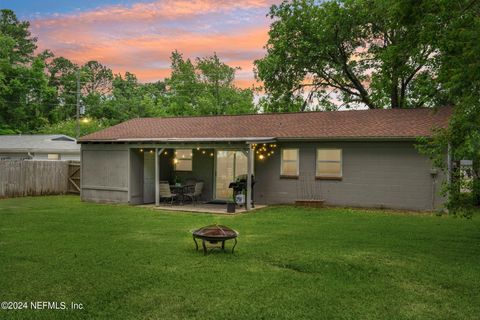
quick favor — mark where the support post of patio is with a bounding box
[246,143,253,210]
[155,147,159,206]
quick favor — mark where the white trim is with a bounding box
[82,185,128,192]
[155,147,160,206]
[246,144,253,210]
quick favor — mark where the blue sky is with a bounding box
[2,0,151,18]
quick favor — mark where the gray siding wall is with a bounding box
[129,149,144,204]
[254,141,445,211]
[81,144,129,203]
[81,141,444,210]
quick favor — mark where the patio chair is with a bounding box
[159,182,177,205]
[184,181,204,205]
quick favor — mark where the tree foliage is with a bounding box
[0,9,54,132]
[255,0,446,111]
[38,118,107,138]
[165,51,255,115]
[418,0,480,212]
[0,10,255,136]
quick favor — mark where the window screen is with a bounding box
[316,149,342,177]
[174,149,192,171]
[281,149,299,176]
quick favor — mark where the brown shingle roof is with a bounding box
[78,107,452,142]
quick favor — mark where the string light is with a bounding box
[253,142,277,160]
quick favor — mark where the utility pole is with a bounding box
[75,69,80,139]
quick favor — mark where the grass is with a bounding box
[0,196,479,320]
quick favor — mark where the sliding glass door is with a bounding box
[215,150,248,200]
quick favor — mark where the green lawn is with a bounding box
[0,196,479,320]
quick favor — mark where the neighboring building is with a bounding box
[78,107,452,211]
[0,135,80,161]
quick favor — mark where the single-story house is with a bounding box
[78,107,452,211]
[0,134,80,161]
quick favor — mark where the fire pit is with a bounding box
[192,225,239,255]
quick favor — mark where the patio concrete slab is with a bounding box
[139,203,267,214]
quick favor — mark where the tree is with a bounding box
[81,61,113,95]
[0,10,54,132]
[45,56,79,122]
[255,0,444,111]
[165,51,201,115]
[38,118,107,137]
[0,9,36,63]
[418,0,480,212]
[95,72,166,124]
[165,51,255,115]
[79,61,113,120]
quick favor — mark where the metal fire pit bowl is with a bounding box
[191,225,239,255]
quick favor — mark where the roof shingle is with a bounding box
[78,107,452,142]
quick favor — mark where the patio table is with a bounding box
[170,184,194,205]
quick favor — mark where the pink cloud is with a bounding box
[30,0,276,87]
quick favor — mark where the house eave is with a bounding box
[78,137,277,144]
[275,136,424,142]
[79,135,425,144]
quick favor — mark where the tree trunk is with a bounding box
[391,76,400,109]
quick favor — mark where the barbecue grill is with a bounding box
[228,174,255,207]
[192,225,239,255]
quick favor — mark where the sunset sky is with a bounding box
[4,0,279,88]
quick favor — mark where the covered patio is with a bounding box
[127,139,273,211]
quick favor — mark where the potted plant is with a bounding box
[227,201,236,213]
[174,175,182,187]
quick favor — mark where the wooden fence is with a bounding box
[0,160,80,198]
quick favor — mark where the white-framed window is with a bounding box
[174,149,192,171]
[47,153,60,160]
[316,149,342,178]
[281,148,299,177]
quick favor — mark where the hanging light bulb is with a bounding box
[259,154,265,160]
[140,149,144,152]
[202,150,206,154]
